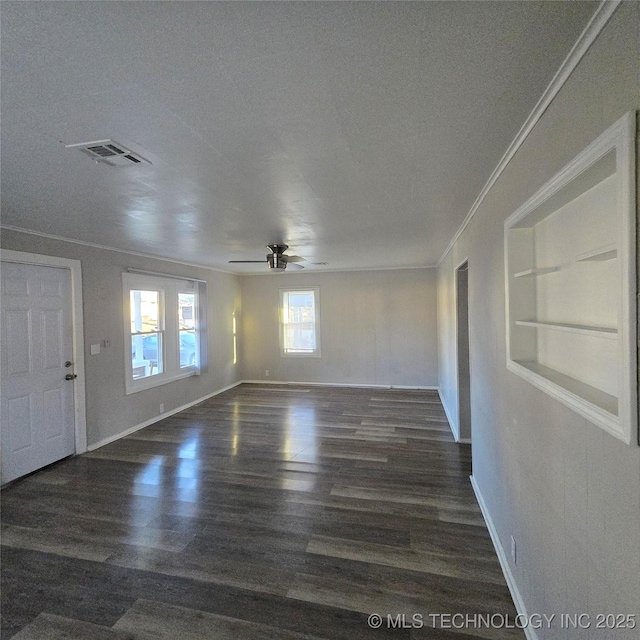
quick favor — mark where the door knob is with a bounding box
[65,361,73,368]
[65,374,78,381]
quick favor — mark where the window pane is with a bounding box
[179,293,195,330]
[178,293,196,368]
[283,290,316,353]
[130,290,162,379]
[130,290,160,334]
[131,332,163,379]
[179,330,197,368]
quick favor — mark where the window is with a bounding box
[280,288,320,356]
[123,272,205,394]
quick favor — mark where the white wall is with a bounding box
[241,268,438,387]
[438,4,639,638]
[1,229,242,448]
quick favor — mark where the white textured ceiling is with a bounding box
[1,1,598,272]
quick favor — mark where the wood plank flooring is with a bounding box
[1,384,522,639]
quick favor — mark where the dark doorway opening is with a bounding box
[456,261,471,444]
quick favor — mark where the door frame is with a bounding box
[454,256,472,444]
[1,249,87,454]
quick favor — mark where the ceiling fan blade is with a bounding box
[288,262,305,269]
[228,260,266,263]
[286,255,305,262]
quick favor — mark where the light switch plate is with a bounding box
[90,343,100,355]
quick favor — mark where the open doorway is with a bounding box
[456,260,471,443]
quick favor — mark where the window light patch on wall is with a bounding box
[232,313,238,365]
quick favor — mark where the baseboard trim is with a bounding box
[457,437,472,444]
[438,387,459,441]
[391,385,438,391]
[470,475,538,640]
[240,380,437,390]
[87,381,243,451]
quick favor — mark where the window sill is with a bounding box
[125,368,197,395]
[280,352,321,358]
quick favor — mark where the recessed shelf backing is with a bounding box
[504,112,636,445]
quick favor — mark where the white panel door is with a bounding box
[1,262,75,483]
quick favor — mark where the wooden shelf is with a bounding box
[513,267,559,278]
[515,320,618,339]
[575,245,617,262]
[514,361,618,416]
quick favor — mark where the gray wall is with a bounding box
[241,268,438,387]
[1,229,242,448]
[438,4,639,636]
[455,266,471,441]
[1,231,436,447]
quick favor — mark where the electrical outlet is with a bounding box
[265,370,269,377]
[159,403,165,414]
[103,339,111,348]
[511,535,517,564]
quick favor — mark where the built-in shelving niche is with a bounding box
[504,112,636,444]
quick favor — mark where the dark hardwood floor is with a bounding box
[1,384,522,639]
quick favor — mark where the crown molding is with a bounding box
[437,0,622,266]
[1,226,436,275]
[243,264,437,276]
[0,225,237,276]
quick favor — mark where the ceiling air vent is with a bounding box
[65,139,151,167]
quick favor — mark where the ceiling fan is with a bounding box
[228,244,305,271]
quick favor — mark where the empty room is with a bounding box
[1,2,638,639]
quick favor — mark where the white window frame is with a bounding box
[123,272,202,394]
[279,287,321,358]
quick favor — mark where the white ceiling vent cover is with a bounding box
[65,139,151,167]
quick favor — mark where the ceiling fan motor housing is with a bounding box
[267,244,289,269]
[267,253,288,269]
